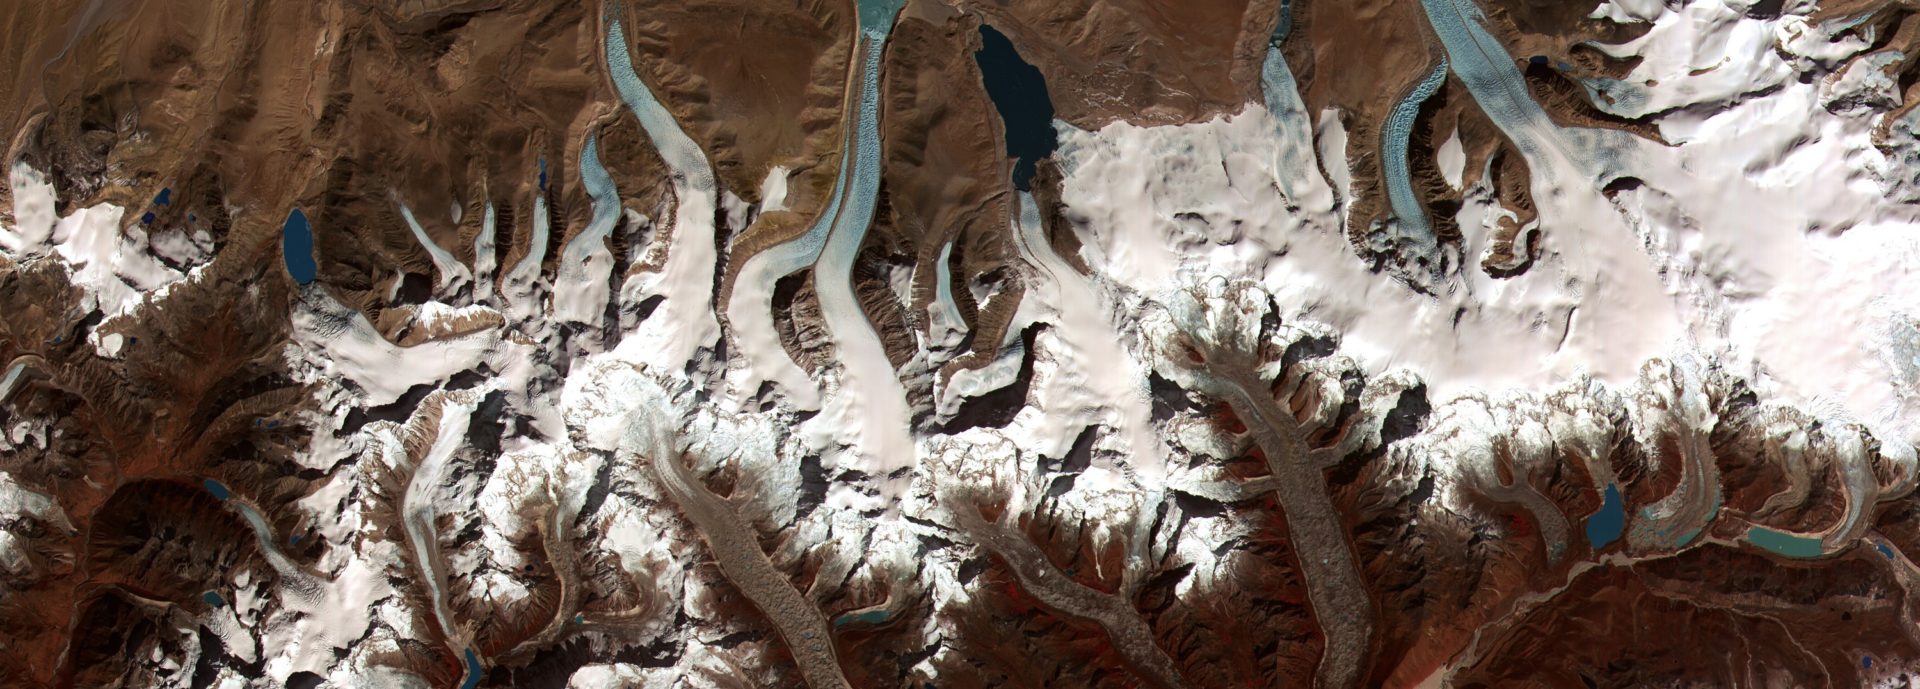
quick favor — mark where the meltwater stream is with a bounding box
[0,360,27,405]
[1416,0,1640,181]
[202,479,327,601]
[720,0,911,485]
[398,202,473,293]
[1379,60,1449,265]
[808,2,915,480]
[1257,0,1337,213]
[605,7,724,371]
[551,134,622,325]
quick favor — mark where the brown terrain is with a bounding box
[872,4,1019,374]
[1284,0,1449,259]
[971,0,1281,128]
[1279,0,1667,280]
[4,1,1920,688]
[0,220,298,686]
[0,0,632,684]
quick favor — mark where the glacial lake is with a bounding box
[282,209,318,285]
[974,24,1057,191]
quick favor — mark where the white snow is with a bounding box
[603,15,725,378]
[4,2,1912,682]
[501,196,552,322]
[1589,0,1664,24]
[1316,108,1354,228]
[398,201,474,294]
[566,664,672,689]
[96,332,124,357]
[237,492,390,680]
[0,161,56,256]
[147,227,213,266]
[1437,125,1465,190]
[289,292,515,405]
[724,251,826,411]
[552,137,621,326]
[935,342,1022,420]
[1000,192,1168,482]
[925,240,969,349]
[1058,106,1666,400]
[1582,0,1795,120]
[760,165,791,212]
[472,203,498,302]
[51,202,182,315]
[0,471,72,578]
[0,162,213,358]
[394,391,481,647]
[608,161,721,375]
[1053,0,1920,451]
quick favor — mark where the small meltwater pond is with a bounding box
[139,187,172,225]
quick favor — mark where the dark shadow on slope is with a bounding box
[941,323,1042,433]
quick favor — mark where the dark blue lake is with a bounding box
[282,209,318,284]
[1585,484,1624,550]
[460,648,484,689]
[154,187,172,206]
[202,479,232,501]
[974,24,1056,191]
[203,591,227,608]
